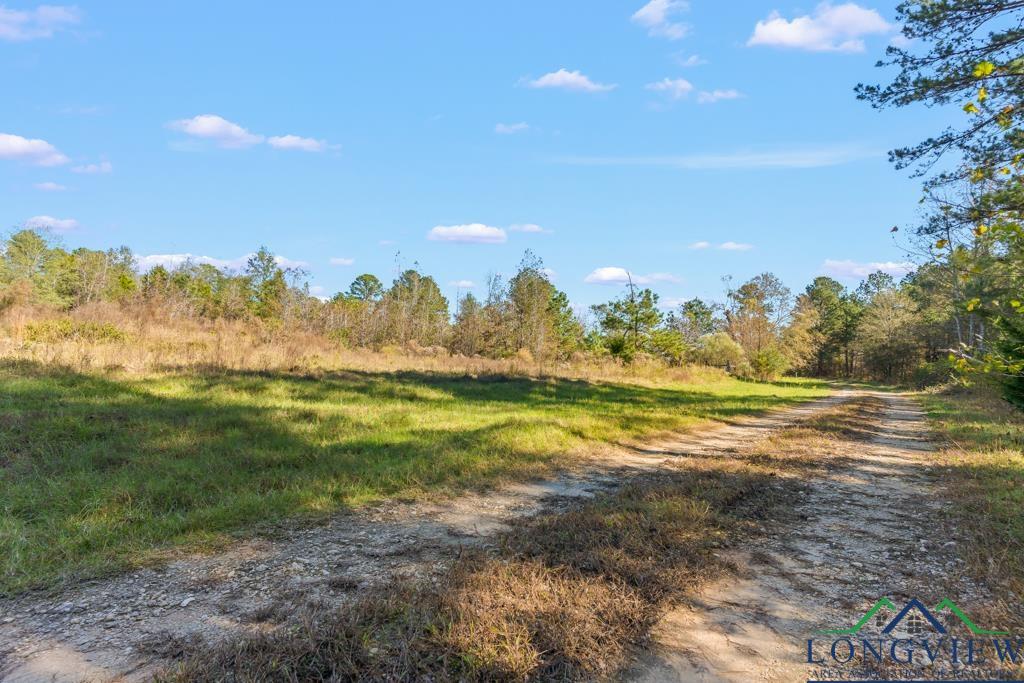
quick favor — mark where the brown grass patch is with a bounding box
[155,401,880,681]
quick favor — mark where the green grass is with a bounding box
[0,359,828,594]
[919,384,1024,597]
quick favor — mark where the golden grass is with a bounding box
[1,303,729,386]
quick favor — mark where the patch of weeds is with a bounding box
[156,424,837,681]
[920,385,1024,615]
[24,319,127,344]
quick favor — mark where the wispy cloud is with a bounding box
[168,115,264,148]
[675,53,707,67]
[71,160,112,174]
[584,267,682,286]
[0,133,69,166]
[24,215,78,232]
[427,223,508,244]
[747,2,892,53]
[329,257,355,266]
[168,115,332,152]
[509,223,551,234]
[34,181,66,191]
[135,252,308,272]
[267,135,328,152]
[631,0,690,40]
[450,280,476,288]
[645,77,694,100]
[0,5,80,42]
[526,69,616,93]
[495,122,529,134]
[697,89,743,104]
[690,240,754,251]
[553,145,878,170]
[821,258,914,279]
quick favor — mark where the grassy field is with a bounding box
[0,359,828,595]
[160,398,874,682]
[920,385,1024,601]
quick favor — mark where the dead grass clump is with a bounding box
[159,464,800,682]
[740,397,888,475]
[159,556,646,682]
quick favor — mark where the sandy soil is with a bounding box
[626,393,1011,682]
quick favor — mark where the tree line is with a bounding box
[0,227,983,384]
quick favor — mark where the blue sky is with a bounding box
[1,1,956,308]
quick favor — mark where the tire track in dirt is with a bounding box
[0,393,848,682]
[626,392,1000,683]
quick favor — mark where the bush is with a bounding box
[24,319,127,344]
[649,329,688,366]
[747,346,789,382]
[693,332,745,371]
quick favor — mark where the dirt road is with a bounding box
[7,391,996,682]
[0,393,847,682]
[627,393,999,682]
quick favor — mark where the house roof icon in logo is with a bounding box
[881,598,946,635]
[820,597,1009,636]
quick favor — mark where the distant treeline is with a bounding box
[0,228,983,384]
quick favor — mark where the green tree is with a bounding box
[245,247,288,320]
[347,274,384,302]
[667,297,718,345]
[591,282,663,362]
[385,268,449,346]
[0,229,65,306]
[805,276,862,376]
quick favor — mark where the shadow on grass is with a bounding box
[0,359,823,595]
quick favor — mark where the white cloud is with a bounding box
[747,3,892,53]
[631,0,690,40]
[584,267,681,286]
[697,89,743,104]
[329,257,355,266]
[427,223,507,244]
[71,160,112,174]
[689,240,753,251]
[554,145,878,170]
[645,77,694,100]
[889,33,913,48]
[24,215,78,232]
[0,133,69,166]
[509,223,550,234]
[526,69,616,93]
[135,252,307,272]
[34,181,66,191]
[135,254,234,271]
[267,135,327,152]
[0,4,80,42]
[450,280,476,288]
[168,114,264,149]
[821,258,914,279]
[675,53,707,67]
[495,122,529,134]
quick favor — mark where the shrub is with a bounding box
[693,332,745,371]
[747,346,789,382]
[24,319,127,344]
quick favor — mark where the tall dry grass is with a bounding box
[0,303,728,385]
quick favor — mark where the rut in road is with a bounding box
[0,394,845,682]
[628,392,1007,683]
